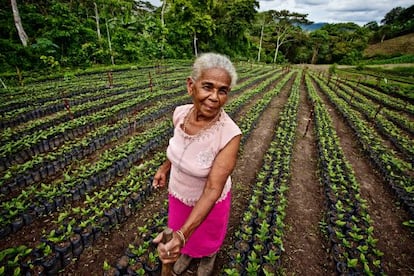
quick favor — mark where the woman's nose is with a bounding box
[208,90,219,101]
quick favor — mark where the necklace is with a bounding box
[177,107,222,172]
[182,107,221,136]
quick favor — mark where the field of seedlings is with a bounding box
[0,62,413,276]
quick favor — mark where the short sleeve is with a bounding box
[172,104,192,127]
[219,113,242,149]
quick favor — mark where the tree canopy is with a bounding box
[1,0,412,73]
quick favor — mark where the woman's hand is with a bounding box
[152,231,184,264]
[152,160,171,189]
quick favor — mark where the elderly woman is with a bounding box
[152,53,241,275]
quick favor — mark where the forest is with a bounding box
[1,0,414,75]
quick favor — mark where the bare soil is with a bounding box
[363,33,414,57]
[280,77,334,275]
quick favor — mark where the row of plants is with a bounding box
[223,71,301,275]
[334,75,414,115]
[306,73,385,275]
[310,74,414,222]
[224,70,285,118]
[0,64,258,137]
[0,65,189,113]
[3,103,180,195]
[382,109,414,136]
[1,81,140,128]
[1,65,193,125]
[0,72,183,137]
[0,64,252,120]
[1,82,171,156]
[0,91,188,193]
[338,68,414,102]
[105,201,169,276]
[331,77,414,136]
[323,77,413,163]
[0,83,189,173]
[229,72,294,145]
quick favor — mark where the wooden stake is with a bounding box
[373,105,383,121]
[107,70,113,88]
[63,98,74,119]
[149,72,153,93]
[303,106,314,137]
[349,90,355,104]
[161,228,173,276]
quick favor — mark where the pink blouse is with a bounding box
[167,104,242,206]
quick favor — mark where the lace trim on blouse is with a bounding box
[178,108,225,142]
[169,180,231,206]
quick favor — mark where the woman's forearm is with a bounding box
[160,159,172,172]
[177,135,241,242]
[179,185,222,241]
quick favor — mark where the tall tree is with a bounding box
[309,29,329,64]
[381,6,405,25]
[321,23,369,64]
[266,10,311,63]
[11,0,28,46]
[165,0,214,57]
[253,11,273,62]
[93,2,102,40]
[380,5,414,38]
[213,0,259,56]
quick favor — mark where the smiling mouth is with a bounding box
[204,104,218,110]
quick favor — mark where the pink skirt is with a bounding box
[167,192,231,258]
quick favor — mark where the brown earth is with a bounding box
[363,33,414,57]
[279,76,334,276]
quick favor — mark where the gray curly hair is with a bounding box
[191,53,237,88]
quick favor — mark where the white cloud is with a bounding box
[146,0,412,25]
[258,0,413,25]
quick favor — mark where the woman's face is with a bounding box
[187,67,231,120]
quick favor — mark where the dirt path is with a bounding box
[216,74,295,272]
[280,76,334,275]
[314,78,414,275]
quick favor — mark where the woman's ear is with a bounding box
[186,77,194,96]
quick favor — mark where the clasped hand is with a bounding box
[152,231,183,264]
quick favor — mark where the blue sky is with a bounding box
[147,0,413,25]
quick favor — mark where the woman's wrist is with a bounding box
[175,229,186,247]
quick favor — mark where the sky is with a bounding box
[147,0,413,26]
